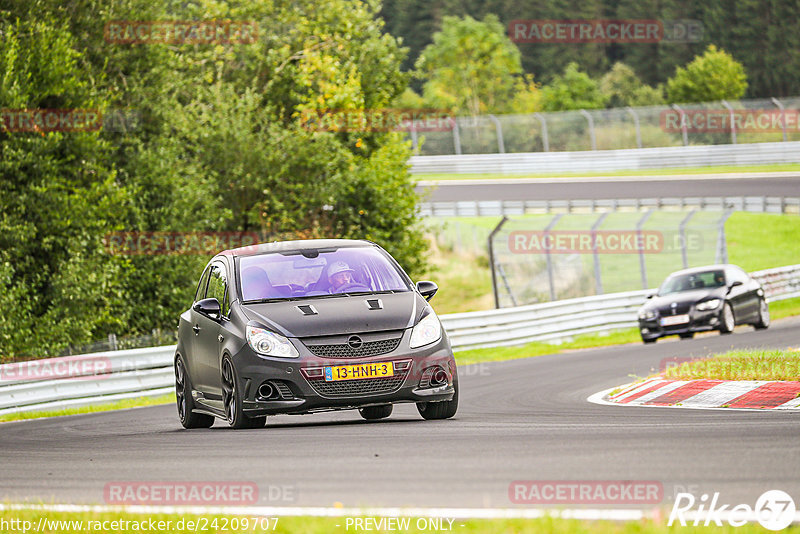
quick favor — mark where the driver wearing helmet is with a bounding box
[327,261,356,293]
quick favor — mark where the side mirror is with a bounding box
[193,297,221,320]
[416,281,438,301]
[645,293,655,299]
[729,280,743,289]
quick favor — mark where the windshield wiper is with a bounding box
[243,297,300,304]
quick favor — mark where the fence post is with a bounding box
[592,212,609,294]
[452,117,462,155]
[636,210,653,289]
[716,210,733,264]
[672,104,689,146]
[772,97,788,142]
[545,213,563,301]
[580,109,597,150]
[721,100,736,144]
[626,106,642,148]
[488,216,509,309]
[488,114,505,153]
[534,112,549,152]
[679,209,696,269]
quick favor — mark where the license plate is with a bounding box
[660,314,689,326]
[324,362,394,382]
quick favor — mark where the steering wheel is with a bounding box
[335,282,371,293]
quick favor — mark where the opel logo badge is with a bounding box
[348,335,363,350]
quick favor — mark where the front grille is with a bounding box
[306,372,408,398]
[304,337,401,358]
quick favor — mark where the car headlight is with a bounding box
[638,309,656,320]
[696,299,721,311]
[246,324,299,358]
[410,309,442,349]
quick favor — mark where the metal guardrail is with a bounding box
[1,264,798,415]
[419,197,800,217]
[409,141,800,174]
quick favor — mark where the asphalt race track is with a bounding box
[418,175,800,202]
[2,317,798,510]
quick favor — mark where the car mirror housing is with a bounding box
[645,293,655,299]
[416,281,438,301]
[193,297,221,320]
[729,280,743,288]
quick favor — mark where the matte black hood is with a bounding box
[240,291,425,338]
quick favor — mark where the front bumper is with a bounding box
[233,330,457,416]
[639,307,723,340]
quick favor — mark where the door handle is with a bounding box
[192,325,200,334]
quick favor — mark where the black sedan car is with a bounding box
[638,264,769,343]
[174,239,458,429]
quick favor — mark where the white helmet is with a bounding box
[327,261,354,279]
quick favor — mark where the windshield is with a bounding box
[658,270,726,296]
[238,246,411,301]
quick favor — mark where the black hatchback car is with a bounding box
[637,264,769,343]
[174,239,458,429]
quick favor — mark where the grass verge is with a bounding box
[414,162,800,182]
[662,349,800,381]
[0,393,175,424]
[0,509,796,533]
[455,328,640,365]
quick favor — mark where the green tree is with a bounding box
[415,14,525,115]
[666,45,748,103]
[600,62,664,107]
[540,62,607,111]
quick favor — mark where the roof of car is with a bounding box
[220,238,376,258]
[665,264,738,277]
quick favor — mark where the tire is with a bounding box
[754,298,770,330]
[417,376,458,420]
[679,332,695,339]
[175,356,214,429]
[359,404,393,420]
[642,336,657,344]
[719,302,735,334]
[221,357,266,429]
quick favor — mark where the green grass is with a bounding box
[1,509,795,533]
[0,393,175,423]
[662,349,800,381]
[414,162,800,181]
[768,297,800,320]
[455,328,640,365]
[726,212,800,271]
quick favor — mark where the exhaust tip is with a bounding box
[258,382,275,399]
[430,368,448,387]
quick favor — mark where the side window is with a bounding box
[194,265,211,302]
[207,263,230,316]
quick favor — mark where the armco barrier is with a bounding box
[409,141,800,174]
[419,197,800,217]
[0,264,797,415]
